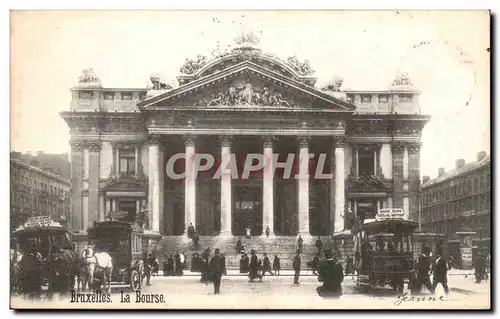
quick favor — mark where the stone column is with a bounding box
[219,136,232,236]
[148,135,161,232]
[297,136,310,236]
[262,136,274,236]
[184,136,196,233]
[105,198,111,217]
[334,138,345,233]
[87,141,100,225]
[408,143,421,222]
[135,145,140,174]
[392,142,405,209]
[70,141,84,231]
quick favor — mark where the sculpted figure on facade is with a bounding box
[199,82,295,107]
[320,76,344,92]
[78,68,101,85]
[392,72,413,86]
[286,55,315,76]
[180,55,208,74]
[150,73,173,90]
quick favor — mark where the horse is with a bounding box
[10,249,23,294]
[81,245,113,292]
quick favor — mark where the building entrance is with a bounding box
[232,183,263,236]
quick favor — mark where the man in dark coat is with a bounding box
[162,255,168,276]
[317,249,344,298]
[208,248,225,294]
[432,251,449,294]
[311,254,320,275]
[315,237,323,256]
[249,249,259,282]
[297,236,304,253]
[236,238,243,253]
[174,251,181,276]
[220,253,227,275]
[242,253,250,273]
[273,255,281,276]
[187,222,195,239]
[293,250,301,284]
[475,252,487,283]
[416,247,434,293]
[262,253,274,276]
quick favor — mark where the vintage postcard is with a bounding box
[10,10,490,310]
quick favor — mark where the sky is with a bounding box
[10,10,490,178]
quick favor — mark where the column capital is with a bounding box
[407,142,421,154]
[147,134,162,145]
[219,136,233,147]
[262,136,275,148]
[85,140,101,152]
[298,136,310,148]
[69,140,84,152]
[391,142,406,153]
[183,135,196,147]
[333,137,346,148]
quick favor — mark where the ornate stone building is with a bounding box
[61,37,429,251]
[420,152,491,259]
[10,153,71,231]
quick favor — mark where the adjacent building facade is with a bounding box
[61,36,429,244]
[10,152,72,230]
[420,152,491,253]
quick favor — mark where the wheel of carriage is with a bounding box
[130,270,141,291]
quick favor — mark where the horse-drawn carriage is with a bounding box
[11,216,79,294]
[82,220,145,292]
[353,209,418,293]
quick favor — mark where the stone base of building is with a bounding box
[143,230,162,253]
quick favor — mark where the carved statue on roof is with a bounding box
[392,72,413,86]
[320,76,344,92]
[286,55,315,76]
[149,73,173,90]
[234,31,260,46]
[180,55,208,75]
[78,68,101,85]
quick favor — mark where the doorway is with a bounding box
[232,183,263,236]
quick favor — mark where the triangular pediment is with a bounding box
[347,175,392,193]
[138,61,355,111]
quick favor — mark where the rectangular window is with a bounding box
[360,94,372,103]
[399,94,412,103]
[121,92,133,100]
[379,94,389,103]
[119,149,136,174]
[79,91,93,99]
[358,147,375,176]
[103,92,115,100]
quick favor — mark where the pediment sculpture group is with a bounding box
[195,81,295,107]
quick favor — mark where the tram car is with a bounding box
[11,216,78,294]
[352,209,418,293]
[85,219,145,291]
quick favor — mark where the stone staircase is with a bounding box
[154,235,355,270]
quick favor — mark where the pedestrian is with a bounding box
[162,255,168,277]
[144,253,153,286]
[246,225,252,238]
[180,251,186,275]
[474,252,486,283]
[187,222,195,239]
[249,249,259,282]
[311,254,320,275]
[265,226,270,238]
[262,253,274,276]
[273,255,281,276]
[345,255,354,276]
[174,251,181,276]
[316,249,344,299]
[208,248,225,294]
[315,237,323,256]
[416,247,433,293]
[432,251,449,295]
[293,250,301,284]
[297,235,303,253]
[242,252,250,273]
[167,254,174,276]
[236,238,243,253]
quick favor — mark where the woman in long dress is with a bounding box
[246,226,251,238]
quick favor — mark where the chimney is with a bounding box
[477,151,487,162]
[438,168,445,177]
[422,176,430,183]
[456,159,465,169]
